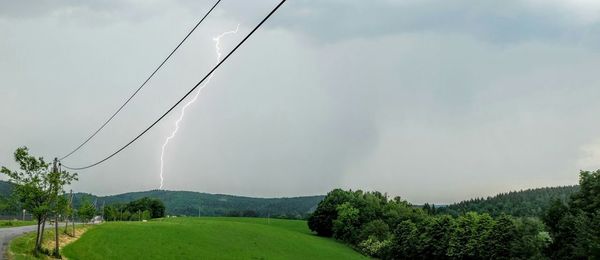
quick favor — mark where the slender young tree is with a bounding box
[1,147,77,254]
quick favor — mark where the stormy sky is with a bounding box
[1,0,600,204]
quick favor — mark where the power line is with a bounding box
[61,0,287,171]
[59,0,223,161]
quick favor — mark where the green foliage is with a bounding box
[487,214,518,259]
[78,200,96,223]
[61,217,366,260]
[390,220,418,259]
[308,189,354,236]
[122,210,131,221]
[332,202,360,243]
[358,237,390,257]
[1,146,77,253]
[0,219,36,228]
[570,170,600,215]
[310,189,549,259]
[543,170,600,259]
[141,210,151,220]
[103,197,165,221]
[359,219,390,241]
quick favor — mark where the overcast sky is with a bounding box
[1,0,600,204]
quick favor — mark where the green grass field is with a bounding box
[62,217,367,260]
[0,220,36,228]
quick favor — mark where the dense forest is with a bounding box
[309,170,600,259]
[434,185,579,217]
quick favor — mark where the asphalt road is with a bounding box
[0,224,37,260]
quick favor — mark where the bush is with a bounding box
[358,237,391,257]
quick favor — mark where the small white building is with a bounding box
[91,215,104,224]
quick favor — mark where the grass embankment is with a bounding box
[9,225,91,260]
[62,217,367,260]
[0,220,36,228]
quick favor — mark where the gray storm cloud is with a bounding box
[1,0,599,204]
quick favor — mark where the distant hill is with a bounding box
[0,180,580,218]
[0,180,13,198]
[0,180,323,218]
[71,190,324,219]
[435,185,579,217]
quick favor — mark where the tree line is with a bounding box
[308,170,600,259]
[102,197,165,221]
[435,185,579,217]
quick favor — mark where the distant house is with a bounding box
[91,215,103,224]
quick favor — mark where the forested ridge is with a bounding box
[0,181,323,219]
[72,190,323,219]
[434,185,579,217]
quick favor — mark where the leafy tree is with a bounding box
[78,200,96,224]
[122,210,131,221]
[486,214,518,259]
[427,215,454,258]
[390,220,418,259]
[332,202,360,243]
[308,189,353,236]
[125,197,165,218]
[0,147,77,254]
[512,217,550,258]
[544,170,600,259]
[447,212,479,258]
[359,219,390,242]
[570,170,600,215]
[141,210,151,220]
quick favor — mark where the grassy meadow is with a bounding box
[62,217,366,259]
[9,225,89,260]
[0,220,35,228]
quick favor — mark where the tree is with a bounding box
[122,210,131,221]
[0,147,77,254]
[390,220,419,259]
[544,170,600,259]
[149,198,165,218]
[427,215,454,258]
[512,217,549,259]
[78,200,96,224]
[359,219,390,242]
[447,212,479,258]
[332,202,360,243]
[486,214,518,259]
[141,210,151,220]
[570,170,600,215]
[308,189,353,236]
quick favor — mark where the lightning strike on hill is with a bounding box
[159,25,240,189]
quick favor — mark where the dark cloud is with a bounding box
[1,0,599,203]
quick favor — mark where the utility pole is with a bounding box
[53,158,60,257]
[65,189,72,236]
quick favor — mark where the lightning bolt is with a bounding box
[159,25,240,189]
